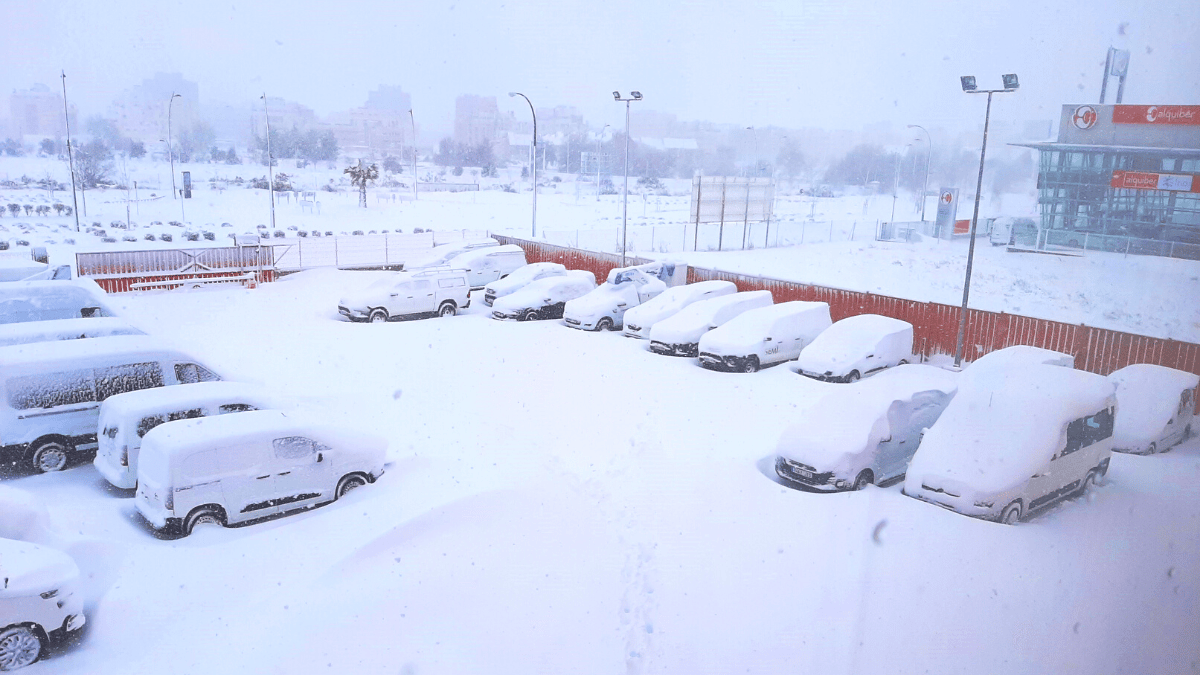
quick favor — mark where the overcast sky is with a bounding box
[4,0,1198,139]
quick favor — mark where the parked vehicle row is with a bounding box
[491,271,597,321]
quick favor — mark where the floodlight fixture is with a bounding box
[960,76,977,92]
[1002,73,1019,90]
[631,91,642,100]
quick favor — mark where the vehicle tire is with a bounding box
[741,356,760,373]
[1098,458,1110,477]
[1087,469,1101,488]
[368,309,389,324]
[183,505,226,536]
[853,470,873,491]
[596,317,614,332]
[522,309,538,322]
[898,359,909,365]
[0,625,43,671]
[1068,238,1080,248]
[336,473,368,499]
[29,439,70,473]
[1147,442,1157,455]
[846,370,861,383]
[438,302,457,318]
[1000,501,1022,525]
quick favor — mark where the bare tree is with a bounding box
[344,160,379,208]
[74,140,114,189]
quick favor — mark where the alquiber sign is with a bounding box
[1111,170,1199,192]
[1112,105,1200,126]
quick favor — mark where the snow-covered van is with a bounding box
[94,382,280,490]
[482,262,567,307]
[698,301,832,372]
[135,410,386,536]
[0,336,222,473]
[622,280,737,339]
[969,345,1075,371]
[490,271,596,321]
[446,244,527,289]
[0,280,116,326]
[1107,364,1198,455]
[795,314,913,383]
[0,538,87,670]
[775,364,958,491]
[0,317,144,348]
[338,268,470,322]
[904,364,1116,524]
[562,265,669,332]
[648,290,773,357]
[989,216,1038,246]
[403,239,498,271]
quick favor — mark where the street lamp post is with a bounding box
[167,92,181,200]
[746,126,758,176]
[907,124,931,222]
[889,144,909,225]
[261,94,276,231]
[953,74,1019,368]
[509,92,538,238]
[408,109,417,202]
[595,124,610,201]
[60,71,80,232]
[613,91,643,266]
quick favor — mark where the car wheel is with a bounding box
[368,309,388,323]
[29,439,70,473]
[853,470,873,490]
[1147,442,1157,455]
[741,356,760,373]
[596,317,614,331]
[183,505,225,536]
[898,359,909,365]
[522,309,538,322]
[847,370,861,383]
[336,474,368,499]
[438,302,457,317]
[1000,501,1022,525]
[0,625,43,671]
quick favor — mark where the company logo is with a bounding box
[1113,105,1200,125]
[941,191,953,203]
[1072,105,1098,130]
[1146,106,1159,122]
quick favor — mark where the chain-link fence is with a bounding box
[1040,229,1200,260]
[541,219,877,255]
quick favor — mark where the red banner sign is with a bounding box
[1111,170,1198,192]
[1112,105,1200,125]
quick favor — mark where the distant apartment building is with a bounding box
[9,83,75,140]
[455,95,501,149]
[324,85,411,157]
[110,72,199,142]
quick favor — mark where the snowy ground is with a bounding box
[6,270,1199,675]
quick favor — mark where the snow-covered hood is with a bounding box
[339,278,393,310]
[1109,364,1199,449]
[485,263,566,299]
[492,274,595,313]
[796,315,910,373]
[0,538,80,598]
[564,284,641,319]
[700,301,831,357]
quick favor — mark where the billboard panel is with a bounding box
[689,176,774,225]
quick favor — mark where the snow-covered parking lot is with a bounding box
[9,269,1200,675]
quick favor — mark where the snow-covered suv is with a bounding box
[338,268,470,322]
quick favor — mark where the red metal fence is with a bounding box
[77,247,275,293]
[495,236,1200,383]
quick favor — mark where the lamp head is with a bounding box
[613,91,621,100]
[1002,73,1019,90]
[631,91,642,100]
[508,92,518,97]
[960,76,977,92]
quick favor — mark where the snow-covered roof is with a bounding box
[654,291,772,337]
[1108,364,1200,449]
[492,271,596,311]
[906,364,1116,496]
[448,244,524,266]
[700,301,831,353]
[141,409,385,461]
[100,381,271,418]
[797,314,911,367]
[624,281,737,326]
[0,537,80,598]
[0,280,115,324]
[969,345,1074,372]
[0,335,185,368]
[0,317,144,347]
[484,263,566,295]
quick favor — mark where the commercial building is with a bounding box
[1014,104,1200,249]
[8,83,75,140]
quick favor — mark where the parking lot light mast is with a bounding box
[953,74,1019,368]
[907,124,931,222]
[613,91,642,266]
[509,93,538,238]
[409,109,417,202]
[596,124,610,201]
[60,71,80,232]
[167,93,181,200]
[261,94,276,231]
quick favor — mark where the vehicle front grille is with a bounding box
[775,457,832,485]
[564,317,580,325]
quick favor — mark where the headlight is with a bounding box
[974,500,994,508]
[40,589,59,600]
[835,479,848,488]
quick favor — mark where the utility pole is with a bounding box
[613,91,643,266]
[409,109,418,202]
[262,94,276,231]
[60,71,80,232]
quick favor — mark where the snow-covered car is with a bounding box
[775,364,958,491]
[135,410,387,536]
[445,244,527,289]
[795,314,913,383]
[969,345,1075,371]
[338,268,470,322]
[490,271,597,322]
[0,280,116,325]
[0,538,87,671]
[904,364,1116,524]
[698,301,832,372]
[94,381,280,490]
[0,336,223,474]
[0,317,144,348]
[622,280,737,339]
[562,266,668,332]
[482,262,567,307]
[648,290,773,357]
[1108,363,1198,454]
[403,239,498,271]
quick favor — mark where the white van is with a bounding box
[446,244,527,289]
[989,216,1038,246]
[795,314,913,383]
[1108,364,1198,455]
[623,280,737,339]
[0,317,144,348]
[775,364,958,491]
[0,538,87,671]
[94,382,279,490]
[562,265,667,332]
[135,410,387,536]
[0,336,222,473]
[699,301,832,372]
[337,268,471,322]
[403,239,498,271]
[648,290,773,357]
[969,345,1074,371]
[0,280,116,325]
[904,364,1116,524]
[483,262,567,307]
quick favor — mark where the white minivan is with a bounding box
[904,364,1116,524]
[0,317,144,348]
[648,290,773,357]
[1108,363,1198,455]
[795,314,913,383]
[338,268,471,322]
[135,410,387,536]
[698,301,832,372]
[0,280,116,325]
[623,280,737,339]
[94,381,280,490]
[483,262,567,307]
[562,266,667,332]
[0,538,87,671]
[0,336,222,473]
[446,244,527,289]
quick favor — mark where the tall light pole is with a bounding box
[261,94,276,231]
[746,126,758,176]
[890,143,910,224]
[167,92,181,200]
[907,124,931,222]
[613,91,642,266]
[408,109,417,202]
[595,124,609,200]
[953,74,1019,368]
[60,71,80,232]
[509,92,537,238]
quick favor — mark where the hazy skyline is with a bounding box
[4,0,1198,140]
